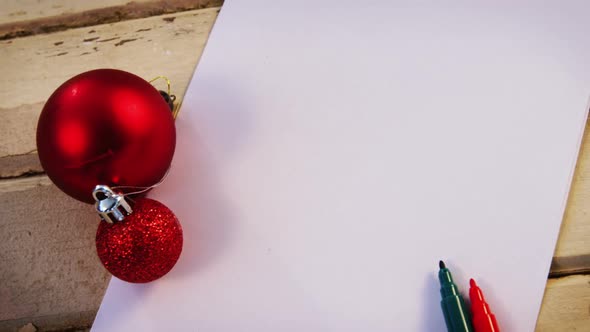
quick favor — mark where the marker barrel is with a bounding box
[439,263,474,332]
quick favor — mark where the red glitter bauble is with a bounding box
[96,198,183,283]
[36,69,176,204]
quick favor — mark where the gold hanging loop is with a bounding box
[149,76,181,119]
[149,76,171,96]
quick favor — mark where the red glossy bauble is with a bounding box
[96,198,183,283]
[36,69,176,203]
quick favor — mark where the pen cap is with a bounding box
[469,279,500,332]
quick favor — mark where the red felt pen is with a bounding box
[469,278,500,332]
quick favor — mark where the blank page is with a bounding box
[93,1,590,331]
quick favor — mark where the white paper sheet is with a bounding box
[92,1,590,331]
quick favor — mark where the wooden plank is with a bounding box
[1,311,95,332]
[0,102,43,177]
[0,0,223,40]
[0,0,152,25]
[0,175,109,331]
[0,175,51,193]
[536,275,590,331]
[551,116,590,275]
[0,7,219,177]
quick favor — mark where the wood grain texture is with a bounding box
[551,116,590,275]
[0,0,223,40]
[0,0,153,25]
[536,275,590,331]
[0,103,43,178]
[0,176,109,331]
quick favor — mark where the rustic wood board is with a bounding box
[0,4,589,331]
[0,0,153,25]
[0,176,109,332]
[0,0,223,40]
[552,117,590,275]
[536,275,590,331]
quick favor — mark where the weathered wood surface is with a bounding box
[0,176,108,332]
[536,275,590,331]
[0,2,589,331]
[0,0,152,25]
[552,118,590,276]
[0,0,223,40]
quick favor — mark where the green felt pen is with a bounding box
[439,260,474,332]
